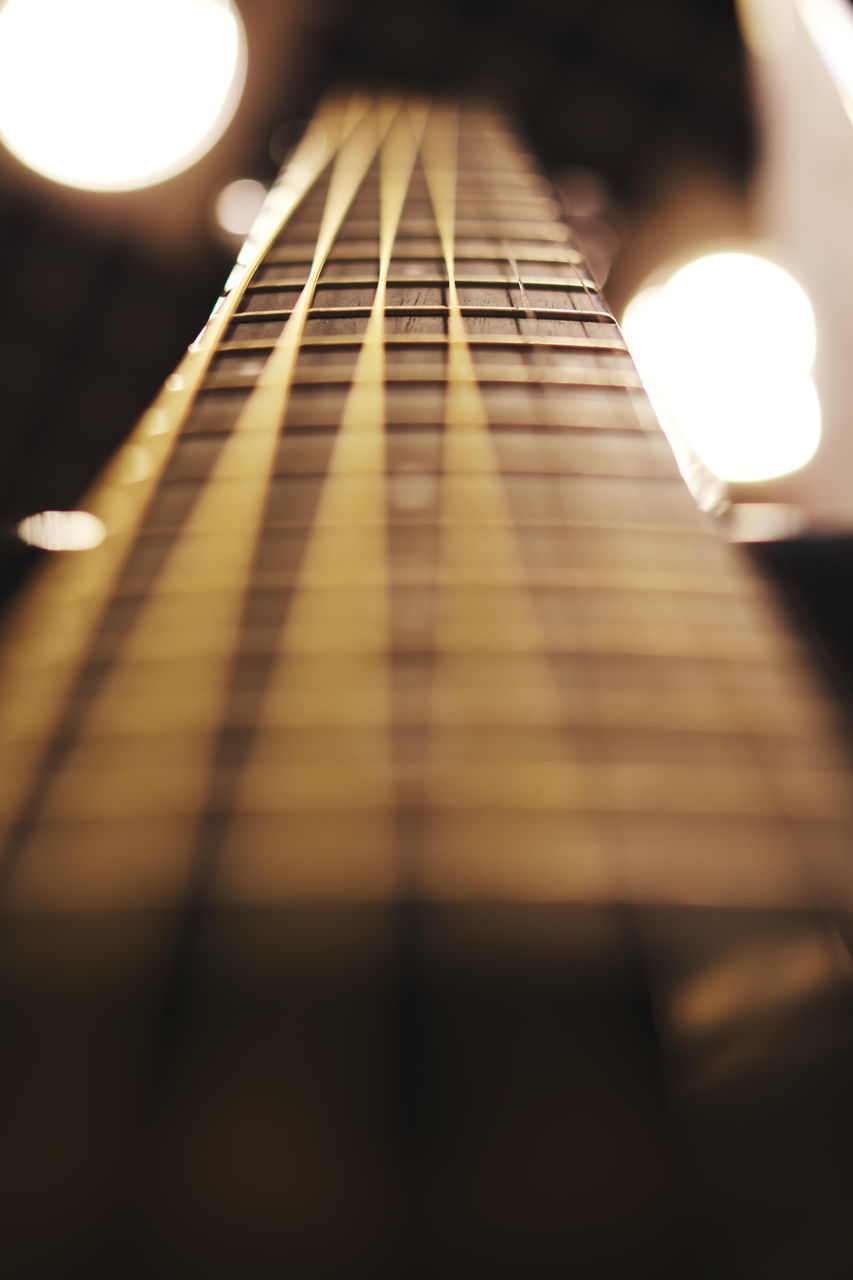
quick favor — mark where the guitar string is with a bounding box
[422,107,850,904]
[222,98,428,903]
[0,96,848,915]
[0,103,348,852]
[416,103,613,900]
[0,97,388,911]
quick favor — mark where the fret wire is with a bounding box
[45,701,836,754]
[172,432,666,468]
[142,470,688,499]
[321,208,564,222]
[170,422,659,443]
[230,305,615,323]
[265,243,583,265]
[205,370,643,391]
[295,202,563,221]
[296,174,552,188]
[131,512,706,535]
[74,613,803,667]
[397,762,848,820]
[109,565,758,598]
[323,218,568,237]
[219,333,630,353]
[62,637,829,744]
[246,275,600,291]
[185,416,651,436]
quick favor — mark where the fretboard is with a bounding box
[1,94,848,901]
[0,94,851,1276]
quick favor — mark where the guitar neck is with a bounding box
[1,94,848,904]
[0,90,852,1278]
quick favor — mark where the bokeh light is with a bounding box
[797,0,853,123]
[0,0,247,191]
[215,178,268,237]
[17,511,106,551]
[622,252,821,484]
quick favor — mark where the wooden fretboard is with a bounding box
[0,95,852,1278]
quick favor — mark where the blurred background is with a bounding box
[1,0,852,702]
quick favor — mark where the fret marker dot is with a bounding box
[0,0,246,191]
[17,511,106,552]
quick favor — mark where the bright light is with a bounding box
[17,511,106,551]
[215,178,268,236]
[0,0,247,192]
[798,0,853,124]
[622,252,821,483]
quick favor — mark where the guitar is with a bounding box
[0,94,851,1279]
